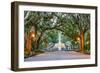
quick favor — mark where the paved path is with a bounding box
[24,51,90,61]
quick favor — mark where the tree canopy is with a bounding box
[24,11,90,55]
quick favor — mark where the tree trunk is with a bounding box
[80,32,84,53]
[25,36,32,54]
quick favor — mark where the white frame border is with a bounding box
[18,5,96,68]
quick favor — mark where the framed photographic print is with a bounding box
[11,1,97,71]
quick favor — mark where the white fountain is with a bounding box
[53,31,66,51]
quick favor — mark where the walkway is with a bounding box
[24,51,90,61]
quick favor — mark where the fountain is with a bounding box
[53,31,66,51]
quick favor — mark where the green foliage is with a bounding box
[24,11,90,52]
[39,41,46,50]
[46,30,58,43]
[84,30,90,53]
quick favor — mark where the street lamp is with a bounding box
[77,37,80,41]
[31,33,35,38]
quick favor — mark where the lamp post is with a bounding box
[30,32,35,41]
[31,33,35,38]
[77,37,80,42]
[76,37,80,51]
[30,32,35,55]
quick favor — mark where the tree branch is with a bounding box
[24,11,30,20]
